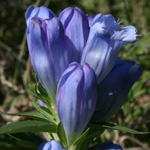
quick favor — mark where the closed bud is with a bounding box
[26,15,69,102]
[56,62,97,144]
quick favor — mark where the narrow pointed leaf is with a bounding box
[73,128,90,145]
[0,111,50,122]
[89,123,149,134]
[0,121,56,134]
[57,122,67,146]
[73,126,104,150]
[32,100,56,124]
[8,134,38,148]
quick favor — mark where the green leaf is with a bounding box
[25,81,55,112]
[89,122,150,134]
[37,81,48,97]
[24,82,48,104]
[0,121,56,134]
[0,132,44,149]
[0,111,51,122]
[34,85,50,105]
[73,125,104,150]
[24,81,36,95]
[8,134,38,148]
[32,100,56,124]
[57,122,67,147]
[73,128,90,146]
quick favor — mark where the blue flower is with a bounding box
[92,60,142,121]
[38,140,67,150]
[59,7,89,63]
[56,62,97,144]
[26,6,69,102]
[81,14,139,83]
[90,142,122,150]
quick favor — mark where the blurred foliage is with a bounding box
[0,0,150,149]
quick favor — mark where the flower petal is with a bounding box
[38,100,47,107]
[37,6,55,19]
[112,25,139,54]
[25,6,55,26]
[86,14,94,27]
[92,13,120,33]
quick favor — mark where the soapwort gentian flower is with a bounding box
[26,6,69,101]
[59,7,89,63]
[92,60,142,121]
[56,62,97,144]
[81,14,139,83]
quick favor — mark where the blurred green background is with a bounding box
[0,0,150,149]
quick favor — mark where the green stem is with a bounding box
[47,103,60,124]
[35,0,41,6]
[52,133,60,141]
[68,144,77,150]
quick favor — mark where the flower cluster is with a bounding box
[26,5,142,149]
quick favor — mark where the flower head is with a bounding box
[26,6,141,144]
[26,5,139,102]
